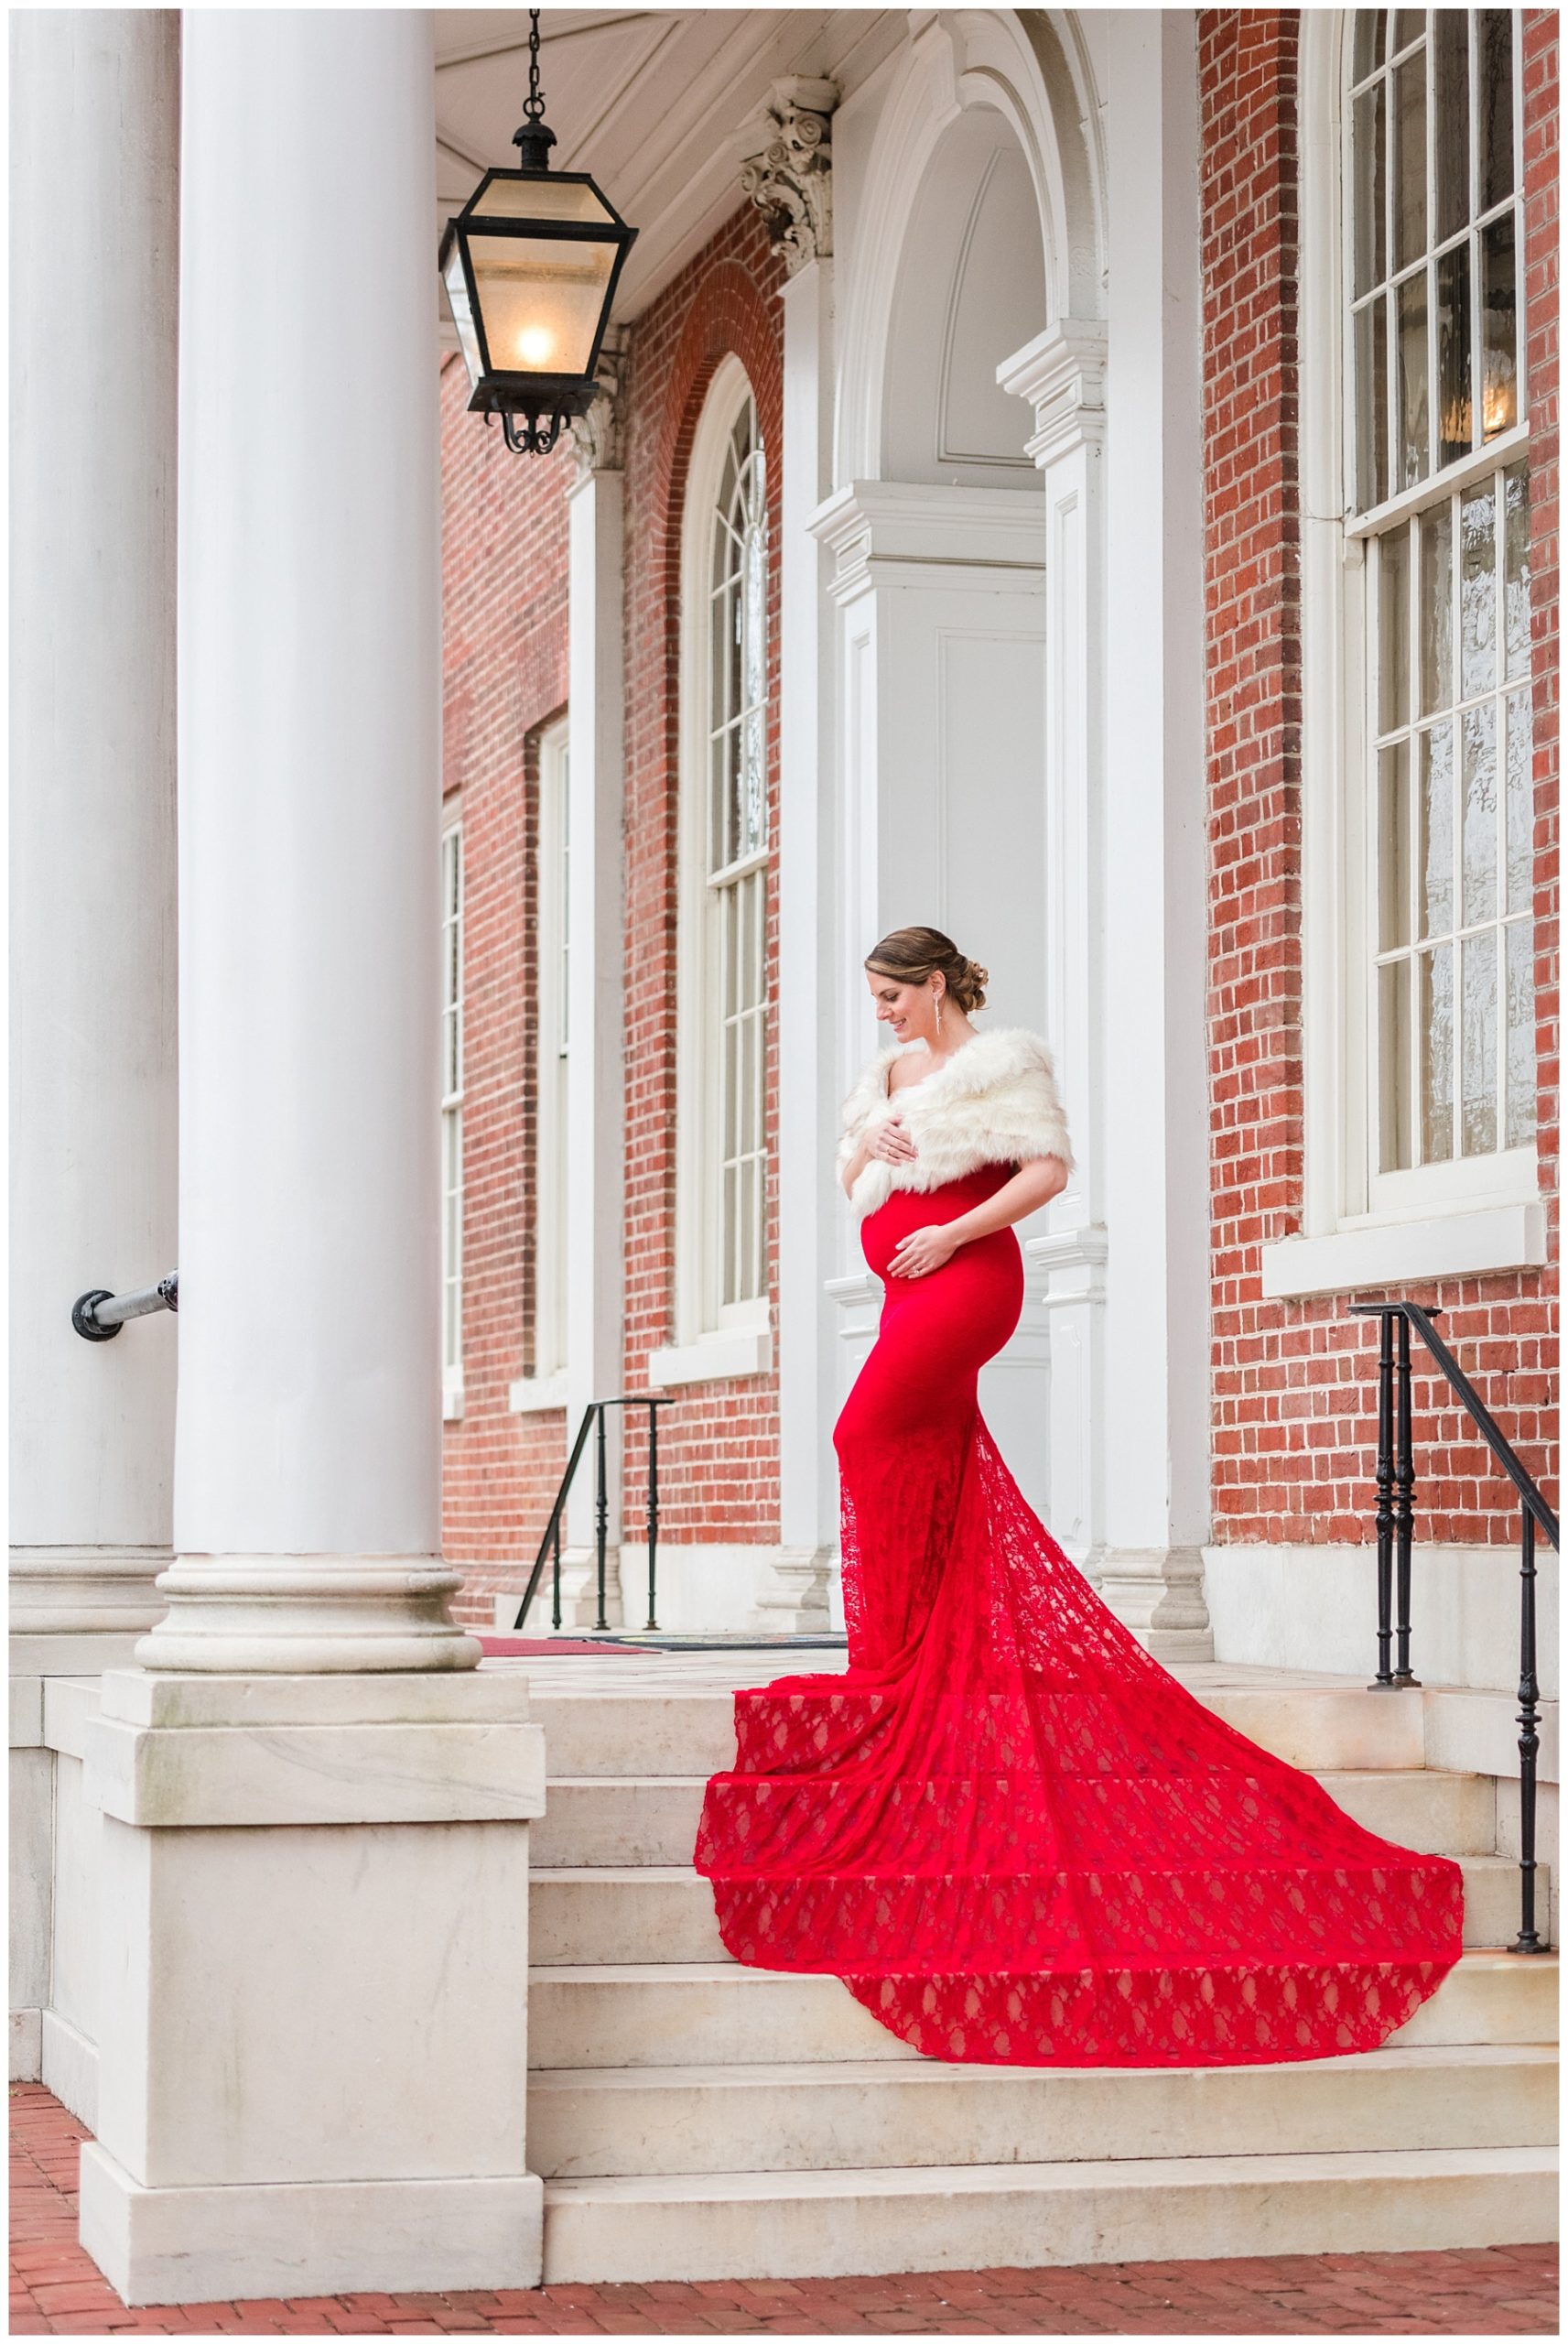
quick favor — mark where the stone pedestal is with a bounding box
[78,1670,545,2304]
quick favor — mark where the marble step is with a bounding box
[528,1767,1498,1870]
[527,1685,1433,1781]
[526,1950,1558,2071]
[539,2143,1558,2284]
[530,1854,1550,1965]
[527,2041,1558,2180]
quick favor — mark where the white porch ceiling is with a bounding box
[434,7,903,320]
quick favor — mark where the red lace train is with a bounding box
[695,1167,1465,2067]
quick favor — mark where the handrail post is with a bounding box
[645,1400,660,1633]
[1369,1308,1396,1688]
[1511,1503,1545,1954]
[1392,1309,1421,1687]
[551,1514,562,1633]
[594,1404,610,1633]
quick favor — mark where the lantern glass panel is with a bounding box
[469,173,618,227]
[467,231,616,378]
[442,245,483,390]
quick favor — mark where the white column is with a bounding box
[998,317,1110,1593]
[559,423,627,1628]
[767,255,838,1628]
[8,8,180,2094]
[8,12,180,1671]
[78,15,545,2306]
[1093,9,1212,1655]
[138,5,473,1673]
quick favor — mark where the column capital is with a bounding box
[997,319,1108,469]
[736,77,838,277]
[568,325,631,480]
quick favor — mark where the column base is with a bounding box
[546,1546,624,1633]
[9,1545,170,1647]
[80,2143,544,2306]
[752,1545,834,1633]
[1093,1544,1215,1661]
[134,1556,482,1673]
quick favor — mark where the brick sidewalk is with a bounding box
[10,2085,1558,2338]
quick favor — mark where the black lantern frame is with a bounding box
[438,17,636,457]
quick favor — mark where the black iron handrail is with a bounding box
[1349,1298,1559,1956]
[72,1273,178,1340]
[513,1394,674,1634]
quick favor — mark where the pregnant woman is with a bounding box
[696,924,1465,2067]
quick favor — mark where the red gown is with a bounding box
[695,1165,1465,2066]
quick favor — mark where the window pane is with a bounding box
[1505,918,1534,1146]
[1379,523,1411,731]
[1433,13,1470,242]
[1393,49,1427,269]
[1503,462,1530,680]
[1379,739,1411,949]
[1460,699,1498,927]
[1504,687,1531,913]
[1435,242,1472,464]
[1356,298,1390,510]
[1379,959,1412,1170]
[1460,928,1498,1153]
[1419,941,1454,1160]
[1418,721,1454,938]
[1355,9,1389,82]
[1392,10,1423,51]
[1476,10,1514,210]
[1419,500,1454,712]
[1396,274,1429,486]
[1459,481,1498,697]
[1480,211,1519,439]
[1354,81,1388,299]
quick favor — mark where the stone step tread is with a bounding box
[530,2041,1558,2088]
[539,2142,1558,2280]
[530,1948,1555,1986]
[545,2141,1557,2205]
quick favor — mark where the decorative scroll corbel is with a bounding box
[737,77,839,276]
[568,324,631,477]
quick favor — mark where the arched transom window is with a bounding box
[1348,8,1531,1180]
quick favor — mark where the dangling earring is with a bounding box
[935,987,944,1039]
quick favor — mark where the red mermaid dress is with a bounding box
[695,1157,1465,2067]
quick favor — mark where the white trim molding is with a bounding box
[647,1314,773,1391]
[507,1371,569,1416]
[1261,1198,1548,1299]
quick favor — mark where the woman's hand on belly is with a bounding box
[887,1222,958,1279]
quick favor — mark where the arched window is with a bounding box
[1284,10,1537,1294]
[666,357,771,1373]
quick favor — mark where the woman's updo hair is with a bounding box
[864,926,989,1015]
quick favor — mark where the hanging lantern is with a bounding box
[439,8,636,455]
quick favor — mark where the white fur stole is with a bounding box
[835,1026,1075,1221]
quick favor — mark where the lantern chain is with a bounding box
[524,9,546,125]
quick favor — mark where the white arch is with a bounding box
[836,7,1106,484]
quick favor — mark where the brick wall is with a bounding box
[439,202,787,1622]
[618,201,787,1546]
[1200,9,1559,1546]
[439,353,572,1622]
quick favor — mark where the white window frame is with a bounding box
[654,353,773,1388]
[513,717,571,1412]
[1271,9,1543,1300]
[440,809,465,1417]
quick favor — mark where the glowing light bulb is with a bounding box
[517,325,554,367]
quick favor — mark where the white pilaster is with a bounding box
[559,453,628,1628]
[8,11,180,1672]
[140,5,473,1673]
[997,319,1108,1588]
[1093,9,1212,1655]
[767,255,838,1631]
